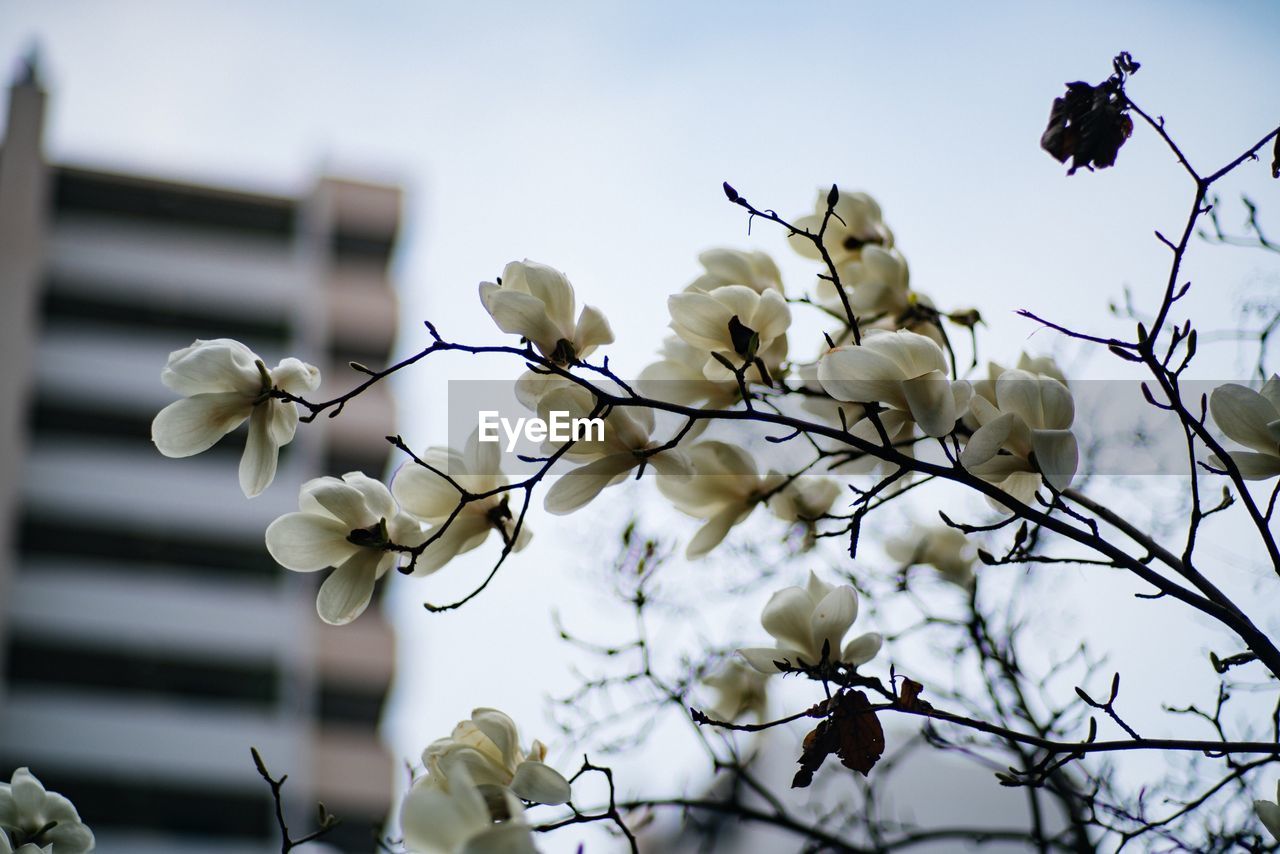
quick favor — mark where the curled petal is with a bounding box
[842,632,883,666]
[961,412,1017,468]
[686,505,749,558]
[510,760,572,806]
[574,304,615,354]
[544,454,637,515]
[161,338,260,396]
[271,357,321,395]
[902,372,957,437]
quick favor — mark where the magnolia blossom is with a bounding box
[401,763,538,854]
[656,441,773,558]
[738,571,882,674]
[152,338,320,497]
[960,367,1078,504]
[789,189,894,265]
[685,248,783,295]
[969,354,1067,418]
[265,473,421,625]
[817,329,971,438]
[636,336,741,411]
[768,476,840,524]
[479,260,613,365]
[817,245,910,318]
[702,659,770,722]
[0,768,93,854]
[422,708,572,807]
[392,429,532,574]
[1256,781,1280,842]
[535,385,690,514]
[1208,376,1280,479]
[885,523,976,588]
[668,285,790,382]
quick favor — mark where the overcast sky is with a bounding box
[4,2,1280,849]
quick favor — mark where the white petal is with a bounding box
[960,412,1017,468]
[482,288,563,352]
[413,516,492,575]
[686,505,748,558]
[308,478,378,528]
[668,292,732,350]
[393,462,466,522]
[270,357,321,394]
[902,372,957,437]
[1223,450,1280,480]
[1211,383,1280,454]
[1257,799,1280,841]
[1031,428,1078,491]
[239,404,281,497]
[265,512,360,571]
[460,823,540,854]
[316,549,382,625]
[151,393,251,458]
[760,586,816,653]
[810,586,859,661]
[737,647,796,674]
[544,454,637,515]
[574,304,615,354]
[510,760,572,805]
[342,472,396,521]
[842,631,883,666]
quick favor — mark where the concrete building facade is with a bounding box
[0,57,402,853]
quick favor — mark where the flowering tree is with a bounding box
[12,54,1280,854]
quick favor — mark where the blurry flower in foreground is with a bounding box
[479,259,613,365]
[0,768,94,853]
[789,188,894,265]
[1208,376,1280,480]
[152,338,320,497]
[818,329,971,438]
[656,441,772,558]
[738,571,882,674]
[401,763,538,854]
[960,368,1078,504]
[885,523,975,588]
[423,708,571,807]
[703,659,770,722]
[1256,781,1280,842]
[685,248,783,295]
[392,429,532,574]
[667,285,790,383]
[266,473,421,625]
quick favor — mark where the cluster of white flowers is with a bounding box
[0,769,94,854]
[400,708,570,854]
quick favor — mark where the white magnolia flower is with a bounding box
[401,763,538,854]
[685,248,783,295]
[536,385,690,515]
[423,709,572,807]
[1256,781,1280,842]
[1208,376,1280,480]
[885,523,976,588]
[668,285,790,383]
[817,245,910,318]
[392,429,532,574]
[656,441,773,558]
[152,338,320,497]
[789,189,894,265]
[970,354,1067,415]
[0,768,94,854]
[702,659,770,722]
[637,336,742,411]
[960,368,1078,504]
[738,571,882,674]
[479,260,613,365]
[266,473,421,625]
[817,329,971,438]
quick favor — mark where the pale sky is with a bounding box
[4,2,1280,849]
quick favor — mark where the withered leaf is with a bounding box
[897,677,927,712]
[1041,79,1132,175]
[791,690,885,788]
[1271,133,1279,180]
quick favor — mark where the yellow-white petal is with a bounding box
[152,392,252,458]
[316,549,383,625]
[239,404,280,498]
[265,512,360,571]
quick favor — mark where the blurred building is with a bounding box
[0,56,402,853]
